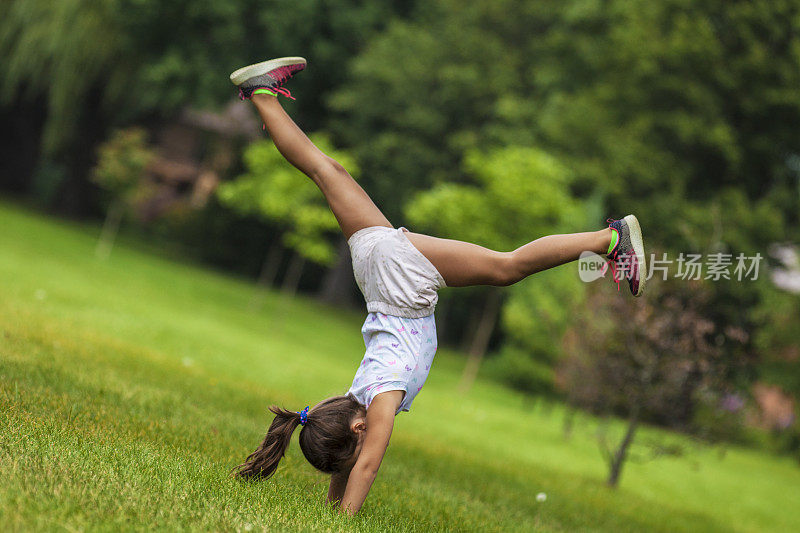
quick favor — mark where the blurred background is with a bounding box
[1,0,799,491]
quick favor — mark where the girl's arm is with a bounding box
[340,390,403,516]
[327,471,349,505]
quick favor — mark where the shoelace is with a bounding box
[272,86,295,100]
[264,64,304,100]
[269,64,303,84]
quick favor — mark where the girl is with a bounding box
[230,57,646,515]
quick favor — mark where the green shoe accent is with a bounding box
[253,88,278,97]
[607,228,619,255]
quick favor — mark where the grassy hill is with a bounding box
[1,199,798,532]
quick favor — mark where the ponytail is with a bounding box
[236,395,365,480]
[235,406,301,479]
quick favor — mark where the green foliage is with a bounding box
[217,135,358,265]
[526,0,800,249]
[691,400,749,446]
[0,0,407,158]
[407,146,584,249]
[113,0,408,124]
[483,345,555,396]
[501,267,587,364]
[336,0,800,242]
[0,0,123,154]
[330,5,520,220]
[408,146,591,375]
[752,282,800,398]
[91,127,153,199]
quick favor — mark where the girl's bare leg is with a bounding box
[405,229,612,287]
[250,94,391,238]
[250,95,610,287]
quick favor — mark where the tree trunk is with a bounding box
[281,252,306,295]
[249,240,284,310]
[258,240,284,288]
[607,409,640,488]
[95,200,125,260]
[563,407,577,440]
[318,238,357,307]
[460,300,483,352]
[459,287,503,393]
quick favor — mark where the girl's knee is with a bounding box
[325,156,347,175]
[492,252,522,286]
[311,156,349,184]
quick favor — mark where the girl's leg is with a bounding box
[250,94,391,239]
[405,229,613,287]
[249,95,610,287]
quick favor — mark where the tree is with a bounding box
[406,145,587,390]
[330,1,530,221]
[91,128,153,259]
[558,279,750,487]
[217,134,359,295]
[520,0,799,248]
[0,0,123,156]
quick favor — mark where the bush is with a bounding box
[483,346,555,396]
[690,397,749,445]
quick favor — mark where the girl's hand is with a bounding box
[340,390,403,515]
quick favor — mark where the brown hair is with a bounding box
[235,394,366,479]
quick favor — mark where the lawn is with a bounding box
[1,199,798,532]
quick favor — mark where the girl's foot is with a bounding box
[229,57,307,100]
[606,215,646,297]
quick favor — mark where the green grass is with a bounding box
[1,199,798,532]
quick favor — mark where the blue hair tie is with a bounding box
[298,406,309,426]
